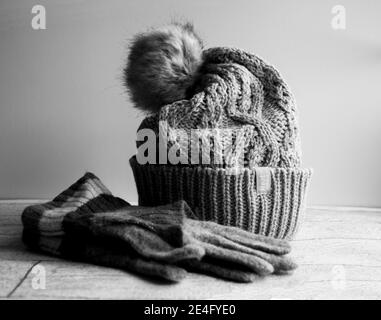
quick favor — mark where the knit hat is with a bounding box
[125,24,312,240]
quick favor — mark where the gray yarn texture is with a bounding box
[131,47,312,239]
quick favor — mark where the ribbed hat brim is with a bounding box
[130,156,312,240]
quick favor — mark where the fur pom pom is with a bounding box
[124,23,204,113]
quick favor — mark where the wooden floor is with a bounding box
[1,201,380,300]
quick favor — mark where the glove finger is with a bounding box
[224,233,291,255]
[83,245,188,282]
[201,242,274,276]
[189,220,291,254]
[181,259,257,283]
[273,256,298,274]
[241,249,298,273]
[194,231,297,273]
[192,229,290,258]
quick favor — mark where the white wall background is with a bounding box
[0,0,380,206]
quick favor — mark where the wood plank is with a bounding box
[0,260,38,298]
[9,261,381,300]
[292,239,381,266]
[296,209,381,240]
[0,247,60,262]
[1,202,381,299]
[212,264,381,300]
[9,260,233,300]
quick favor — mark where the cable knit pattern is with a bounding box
[131,47,312,239]
[137,47,301,168]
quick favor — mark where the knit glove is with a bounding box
[22,172,297,283]
[76,199,297,283]
[63,196,205,265]
[180,216,297,282]
[22,173,204,282]
[23,228,192,282]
